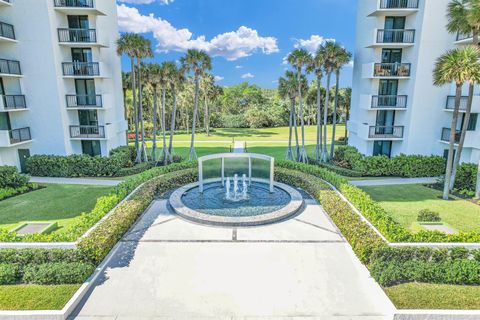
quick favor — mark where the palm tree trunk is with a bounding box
[443,84,462,200]
[152,87,158,162]
[345,104,349,145]
[285,97,295,160]
[204,90,209,136]
[293,102,300,160]
[189,75,200,161]
[131,58,139,162]
[297,71,308,163]
[330,71,341,160]
[161,86,169,163]
[450,83,474,190]
[323,73,331,162]
[137,61,146,162]
[315,76,322,162]
[168,85,177,162]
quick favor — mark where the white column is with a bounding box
[269,158,274,193]
[199,160,204,193]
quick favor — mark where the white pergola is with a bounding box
[198,153,274,193]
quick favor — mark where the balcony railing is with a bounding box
[0,59,21,75]
[58,28,96,43]
[374,63,411,77]
[70,125,105,138]
[377,29,415,43]
[441,127,461,143]
[369,126,404,139]
[62,62,99,76]
[66,94,102,108]
[0,0,11,3]
[1,95,26,110]
[379,0,419,9]
[456,32,473,42]
[371,95,407,108]
[9,127,31,144]
[0,22,15,40]
[54,0,94,7]
[445,96,468,111]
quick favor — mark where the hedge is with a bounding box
[332,146,446,178]
[22,262,95,285]
[454,163,478,197]
[0,161,197,242]
[276,160,480,243]
[0,166,39,201]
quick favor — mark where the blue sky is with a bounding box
[116,0,357,89]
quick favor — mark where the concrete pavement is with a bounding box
[350,177,438,187]
[30,176,123,186]
[70,198,395,319]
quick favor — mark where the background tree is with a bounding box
[202,73,215,136]
[278,71,299,160]
[165,62,185,161]
[308,48,326,162]
[143,63,161,162]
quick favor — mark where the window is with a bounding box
[71,48,92,63]
[467,113,478,131]
[81,140,101,157]
[384,16,406,29]
[375,110,396,134]
[78,110,98,126]
[381,49,402,63]
[68,15,89,29]
[373,141,392,157]
[0,112,11,131]
[378,80,398,95]
[75,79,96,105]
[0,78,4,95]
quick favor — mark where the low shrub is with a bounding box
[332,145,363,169]
[113,162,155,177]
[454,163,478,197]
[0,264,20,285]
[0,166,29,188]
[0,249,86,265]
[22,262,95,285]
[418,209,441,222]
[308,158,363,177]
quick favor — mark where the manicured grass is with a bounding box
[385,283,480,310]
[0,284,80,310]
[0,184,113,233]
[360,184,480,233]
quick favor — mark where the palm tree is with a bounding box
[117,33,141,159]
[202,73,215,136]
[180,49,212,161]
[143,63,161,162]
[308,48,327,162]
[135,37,153,162]
[287,49,312,163]
[158,62,171,163]
[278,71,298,161]
[433,46,480,200]
[329,45,352,159]
[339,87,352,143]
[165,62,185,162]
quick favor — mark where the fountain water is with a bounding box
[225,173,249,202]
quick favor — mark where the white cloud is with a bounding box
[117,5,279,61]
[118,0,173,4]
[241,73,254,79]
[214,75,224,81]
[235,65,243,69]
[293,35,335,53]
[347,60,354,68]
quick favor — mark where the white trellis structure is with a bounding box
[198,153,274,193]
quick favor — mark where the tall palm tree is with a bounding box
[165,62,186,162]
[329,45,352,159]
[202,73,215,136]
[143,63,161,162]
[287,49,312,163]
[158,62,170,163]
[180,49,212,161]
[135,37,153,162]
[433,46,480,200]
[117,33,141,158]
[278,71,298,161]
[308,48,327,162]
[339,87,352,143]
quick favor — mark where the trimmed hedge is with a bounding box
[332,146,445,178]
[454,163,478,197]
[22,262,94,285]
[0,166,39,201]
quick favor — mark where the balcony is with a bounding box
[53,0,105,15]
[58,28,98,45]
[0,22,16,42]
[455,32,474,45]
[0,95,27,111]
[371,29,415,47]
[0,0,11,7]
[441,128,461,144]
[66,94,102,109]
[368,126,404,139]
[62,62,100,77]
[370,63,411,78]
[0,127,31,147]
[70,125,105,139]
[445,96,480,113]
[0,59,21,77]
[370,0,419,16]
[371,95,407,109]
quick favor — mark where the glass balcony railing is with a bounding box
[66,94,102,108]
[373,63,411,77]
[1,95,26,110]
[441,127,461,143]
[58,28,96,43]
[376,29,415,43]
[369,126,404,139]
[54,0,94,8]
[0,22,15,40]
[9,127,31,144]
[379,0,419,9]
[445,96,468,111]
[371,95,407,109]
[0,59,21,75]
[62,62,100,76]
[70,125,105,138]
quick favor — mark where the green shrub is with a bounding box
[0,264,20,284]
[332,145,363,169]
[113,162,154,177]
[22,262,95,285]
[0,166,29,188]
[454,163,477,196]
[417,209,441,222]
[0,249,86,265]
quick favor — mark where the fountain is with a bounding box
[169,153,304,227]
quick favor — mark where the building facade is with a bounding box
[0,0,127,171]
[348,0,480,164]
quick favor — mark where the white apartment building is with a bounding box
[349,0,480,164]
[0,0,127,172]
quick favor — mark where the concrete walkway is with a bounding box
[70,199,395,319]
[350,177,438,187]
[29,176,123,186]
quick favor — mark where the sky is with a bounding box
[116,0,357,89]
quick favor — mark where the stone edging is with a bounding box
[394,310,480,319]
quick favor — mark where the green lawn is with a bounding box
[385,283,480,310]
[360,184,480,233]
[0,284,80,310]
[0,184,113,233]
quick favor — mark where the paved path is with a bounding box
[30,176,123,186]
[233,141,245,153]
[350,177,438,187]
[70,199,395,319]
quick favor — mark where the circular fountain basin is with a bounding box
[169,179,304,227]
